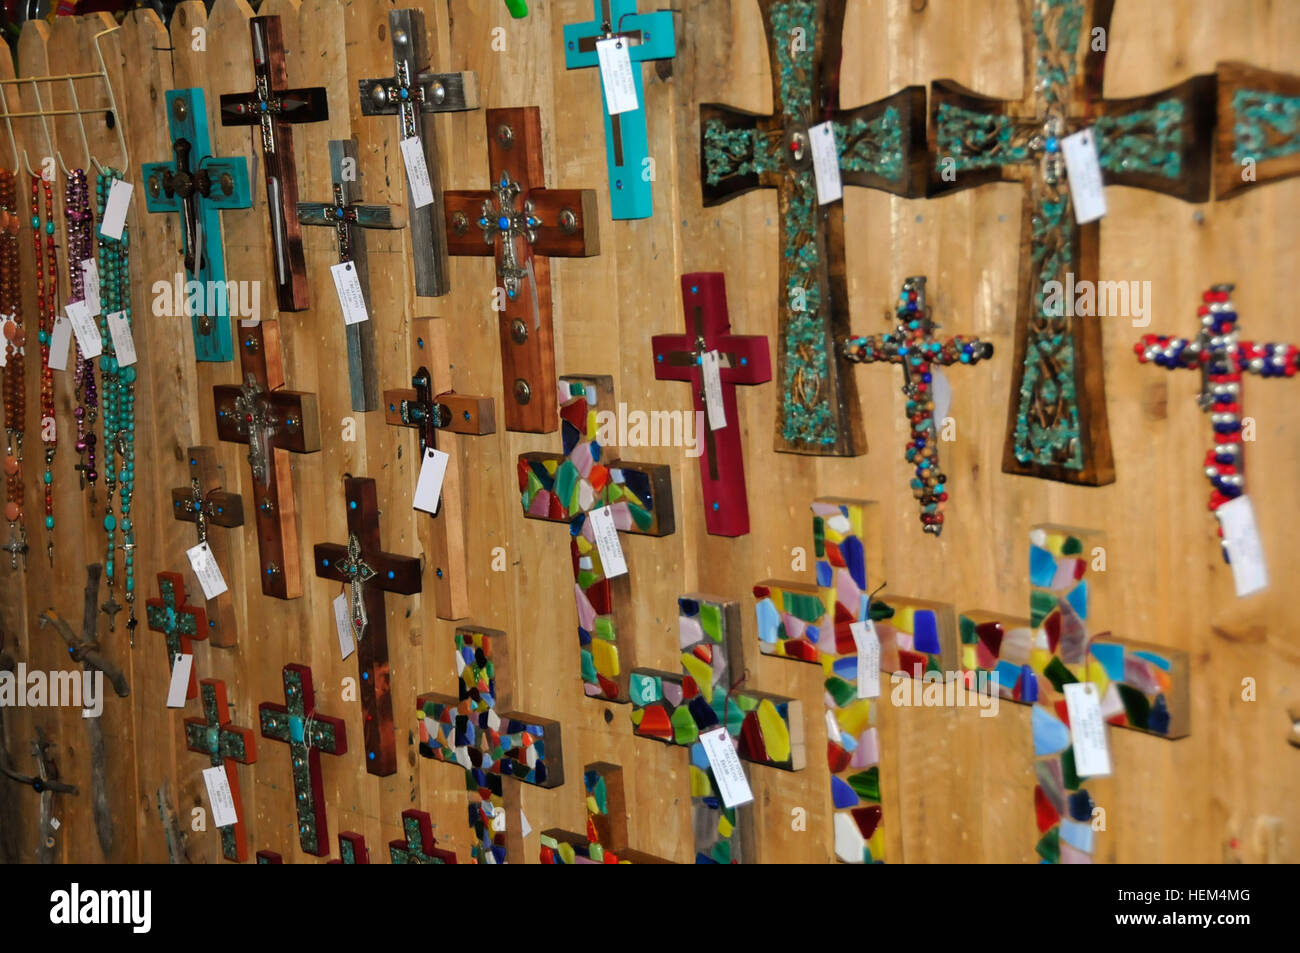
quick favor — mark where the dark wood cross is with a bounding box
[1213,63,1300,199]
[389,809,457,864]
[539,761,670,864]
[518,374,675,702]
[358,7,480,298]
[219,15,329,313]
[841,276,994,536]
[418,625,564,864]
[170,445,244,646]
[142,87,252,363]
[183,678,257,863]
[144,571,207,702]
[213,321,321,600]
[297,138,399,412]
[928,0,1213,485]
[255,850,282,864]
[259,662,347,857]
[700,0,926,457]
[313,476,421,778]
[327,831,369,864]
[651,272,769,537]
[445,107,600,434]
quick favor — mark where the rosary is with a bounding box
[66,169,98,507]
[0,170,25,569]
[31,173,55,565]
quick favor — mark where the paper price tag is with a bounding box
[186,542,228,600]
[699,726,755,808]
[81,259,101,316]
[588,505,628,578]
[65,301,102,359]
[850,619,881,699]
[333,592,356,661]
[700,349,727,430]
[106,312,137,366]
[1062,682,1112,778]
[1217,495,1268,597]
[413,447,450,514]
[165,653,194,709]
[809,121,844,205]
[98,179,132,240]
[330,261,370,325]
[490,804,506,833]
[48,315,72,371]
[202,766,239,828]
[400,137,434,209]
[1061,128,1107,224]
[595,37,638,115]
[519,810,532,838]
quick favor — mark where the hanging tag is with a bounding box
[1060,128,1107,224]
[1062,682,1112,778]
[490,805,507,833]
[850,619,881,699]
[202,766,239,828]
[98,179,133,240]
[700,349,727,430]
[699,726,755,808]
[81,259,101,316]
[165,653,193,708]
[330,261,370,325]
[1216,495,1268,597]
[332,592,356,661]
[186,542,228,600]
[808,121,844,205]
[106,312,137,366]
[595,37,638,115]
[65,301,102,359]
[930,366,952,434]
[47,315,73,372]
[588,505,628,578]
[519,810,532,838]
[400,137,435,209]
[413,447,450,514]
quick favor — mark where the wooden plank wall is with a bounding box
[0,0,1296,864]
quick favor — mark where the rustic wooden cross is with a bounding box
[170,446,244,646]
[259,662,347,857]
[929,0,1213,485]
[384,365,496,476]
[213,321,321,600]
[1213,63,1300,199]
[842,276,994,536]
[143,88,252,363]
[144,571,207,702]
[445,107,600,434]
[313,476,421,778]
[629,593,804,864]
[219,15,328,313]
[700,0,926,457]
[651,273,769,537]
[183,678,257,863]
[389,809,457,864]
[539,761,671,864]
[518,374,675,702]
[327,831,369,864]
[563,0,676,220]
[417,625,564,864]
[358,7,480,298]
[297,139,400,413]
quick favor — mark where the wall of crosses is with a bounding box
[0,0,1296,865]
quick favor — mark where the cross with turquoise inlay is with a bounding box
[388,809,457,864]
[183,678,256,862]
[144,571,207,702]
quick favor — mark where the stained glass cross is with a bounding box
[183,678,256,862]
[144,571,207,702]
[539,761,671,864]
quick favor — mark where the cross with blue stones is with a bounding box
[314,476,421,778]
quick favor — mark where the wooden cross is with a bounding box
[297,139,400,412]
[259,662,347,857]
[213,321,321,600]
[183,678,257,863]
[629,593,805,864]
[539,761,670,864]
[1213,63,1300,199]
[562,0,676,220]
[700,0,926,457]
[389,809,457,864]
[142,87,252,363]
[170,446,244,646]
[144,571,207,702]
[929,0,1214,485]
[313,476,421,778]
[445,107,601,434]
[219,15,329,313]
[384,365,496,466]
[327,832,369,864]
[518,374,675,701]
[255,850,282,864]
[358,7,480,298]
[842,276,994,536]
[417,625,564,864]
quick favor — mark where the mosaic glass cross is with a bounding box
[183,678,256,862]
[518,374,675,701]
[144,571,207,702]
[219,15,328,312]
[327,832,369,864]
[651,273,770,537]
[170,445,243,645]
[1213,62,1300,199]
[699,0,926,456]
[259,663,347,857]
[540,761,671,864]
[929,0,1213,485]
[842,276,994,536]
[314,476,421,777]
[389,809,457,864]
[417,625,564,864]
[142,88,251,362]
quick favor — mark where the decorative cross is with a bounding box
[842,276,994,536]
[214,321,321,599]
[219,15,329,313]
[651,273,769,537]
[170,445,244,646]
[358,7,480,298]
[1213,62,1300,199]
[629,593,805,864]
[540,761,671,864]
[389,809,457,864]
[297,139,399,412]
[327,832,369,864]
[417,625,564,864]
[518,374,675,701]
[384,365,496,467]
[929,0,1213,485]
[38,565,131,700]
[445,107,600,434]
[313,476,421,778]
[259,663,347,857]
[145,571,207,702]
[183,678,257,863]
[563,0,676,220]
[255,850,282,864]
[700,0,926,456]
[505,0,528,17]
[142,87,252,363]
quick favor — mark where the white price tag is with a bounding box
[490,805,506,832]
[413,447,450,514]
[202,766,239,828]
[165,653,194,709]
[49,817,61,832]
[332,592,356,661]
[330,261,370,325]
[519,810,532,838]
[47,315,72,371]
[400,137,434,209]
[1062,682,1112,778]
[65,301,102,359]
[700,349,727,431]
[809,121,844,205]
[588,505,628,578]
[931,366,952,433]
[595,37,638,115]
[186,542,228,600]
[98,179,132,240]
[106,312,137,366]
[81,259,101,316]
[699,726,754,808]
[1061,128,1107,224]
[1217,495,1268,597]
[850,619,881,699]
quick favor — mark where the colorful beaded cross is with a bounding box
[145,572,208,702]
[183,678,257,862]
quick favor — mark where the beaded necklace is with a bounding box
[0,170,25,568]
[66,169,98,505]
[31,172,55,565]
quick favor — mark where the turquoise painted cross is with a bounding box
[144,571,207,702]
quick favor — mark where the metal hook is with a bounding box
[59,68,94,174]
[92,28,128,174]
[25,79,59,181]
